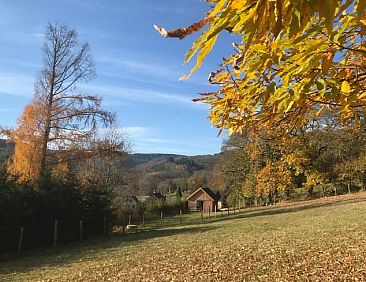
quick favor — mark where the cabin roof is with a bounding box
[187,187,221,201]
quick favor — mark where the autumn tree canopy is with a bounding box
[213,118,366,205]
[155,0,366,134]
[6,102,44,183]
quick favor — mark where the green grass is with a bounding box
[2,193,366,281]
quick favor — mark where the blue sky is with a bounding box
[0,0,233,155]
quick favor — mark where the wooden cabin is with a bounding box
[187,187,221,213]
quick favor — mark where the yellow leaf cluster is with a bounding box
[156,0,366,133]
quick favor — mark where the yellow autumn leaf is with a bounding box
[230,0,241,10]
[228,127,234,136]
[341,81,351,94]
[180,34,219,80]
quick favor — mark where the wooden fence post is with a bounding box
[142,213,145,227]
[179,209,182,224]
[201,209,203,222]
[239,199,241,212]
[79,220,83,241]
[128,215,131,226]
[17,227,24,253]
[53,219,58,248]
[122,215,126,235]
[103,216,107,236]
[214,205,217,219]
[160,211,163,224]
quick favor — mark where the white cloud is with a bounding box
[0,107,18,113]
[0,31,43,46]
[0,73,34,97]
[117,126,164,152]
[113,126,220,155]
[99,71,180,89]
[81,83,206,110]
[2,58,41,70]
[120,126,154,137]
[140,138,168,144]
[96,55,211,86]
[96,56,181,80]
[0,72,207,110]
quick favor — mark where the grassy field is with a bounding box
[2,193,366,281]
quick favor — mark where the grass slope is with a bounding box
[2,193,366,281]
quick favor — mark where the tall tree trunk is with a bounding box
[39,48,57,181]
[39,111,52,181]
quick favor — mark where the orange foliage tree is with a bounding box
[7,102,44,183]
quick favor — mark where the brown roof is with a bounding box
[187,187,221,201]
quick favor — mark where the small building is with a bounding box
[125,196,139,208]
[150,191,165,201]
[136,195,150,204]
[187,187,221,212]
[125,191,166,210]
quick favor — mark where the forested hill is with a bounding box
[126,153,219,170]
[125,153,183,168]
[0,139,13,164]
[0,139,8,148]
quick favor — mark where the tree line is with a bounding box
[212,112,366,207]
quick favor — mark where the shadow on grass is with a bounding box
[0,225,218,276]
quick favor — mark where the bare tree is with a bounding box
[77,129,130,187]
[35,23,115,179]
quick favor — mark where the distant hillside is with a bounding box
[125,153,183,168]
[0,139,13,164]
[126,153,220,171]
[0,139,9,148]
